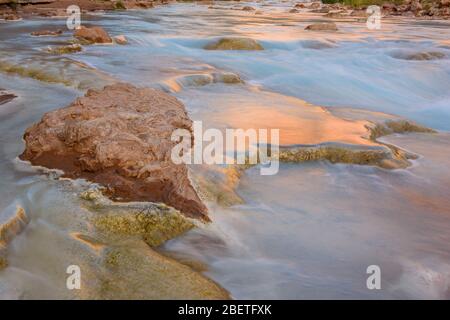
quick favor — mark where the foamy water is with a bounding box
[0,1,449,299]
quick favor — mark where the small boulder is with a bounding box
[204,37,264,50]
[74,26,112,44]
[289,8,299,13]
[242,6,255,11]
[305,22,338,31]
[114,35,128,45]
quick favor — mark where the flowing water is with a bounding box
[1,1,450,299]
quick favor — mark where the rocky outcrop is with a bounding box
[74,26,112,44]
[383,0,450,18]
[204,37,264,50]
[305,22,338,31]
[20,83,209,220]
[0,88,17,106]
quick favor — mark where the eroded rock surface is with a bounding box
[20,83,208,220]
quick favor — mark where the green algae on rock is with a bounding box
[204,38,264,50]
[278,144,412,169]
[46,44,83,55]
[0,53,117,90]
[81,188,195,247]
[75,189,229,299]
[0,60,72,86]
[368,120,436,141]
[95,241,230,299]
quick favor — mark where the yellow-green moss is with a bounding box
[279,146,387,165]
[0,61,72,86]
[91,203,194,247]
[97,244,230,299]
[47,44,82,55]
[114,0,126,10]
[369,120,436,140]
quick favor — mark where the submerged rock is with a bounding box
[74,189,228,299]
[325,12,345,19]
[391,51,446,61]
[46,44,83,55]
[0,206,29,270]
[277,119,435,169]
[3,13,21,21]
[305,22,338,31]
[204,37,264,50]
[190,165,246,208]
[20,83,208,220]
[95,241,229,299]
[368,120,436,140]
[0,88,17,106]
[31,29,63,37]
[278,144,411,169]
[242,6,255,11]
[74,26,112,44]
[0,56,116,89]
[81,188,195,247]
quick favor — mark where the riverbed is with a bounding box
[0,1,449,299]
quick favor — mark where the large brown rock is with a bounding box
[74,26,112,44]
[20,83,209,220]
